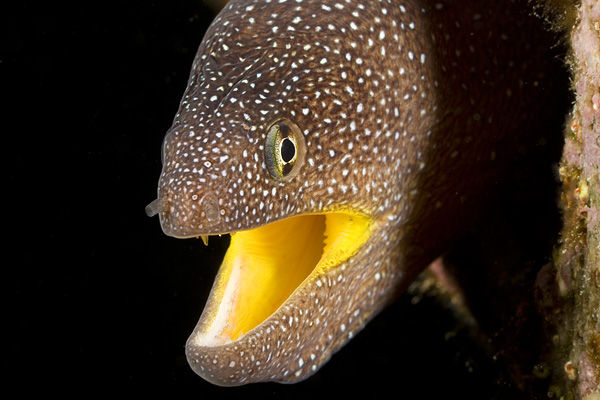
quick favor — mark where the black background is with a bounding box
[4,1,566,397]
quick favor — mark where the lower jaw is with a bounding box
[190,211,373,346]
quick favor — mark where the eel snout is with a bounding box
[146,186,225,238]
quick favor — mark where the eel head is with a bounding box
[147,0,434,386]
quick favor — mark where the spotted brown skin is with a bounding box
[148,0,560,386]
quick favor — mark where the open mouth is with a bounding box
[191,211,373,346]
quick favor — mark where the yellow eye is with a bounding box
[264,119,306,182]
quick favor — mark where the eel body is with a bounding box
[147,0,560,386]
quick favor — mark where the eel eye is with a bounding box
[264,119,306,182]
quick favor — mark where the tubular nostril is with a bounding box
[145,198,163,217]
[203,195,221,223]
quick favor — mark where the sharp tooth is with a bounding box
[200,235,209,246]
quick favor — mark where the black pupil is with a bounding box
[280,138,296,163]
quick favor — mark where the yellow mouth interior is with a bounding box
[200,211,372,343]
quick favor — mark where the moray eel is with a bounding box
[147,0,558,386]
